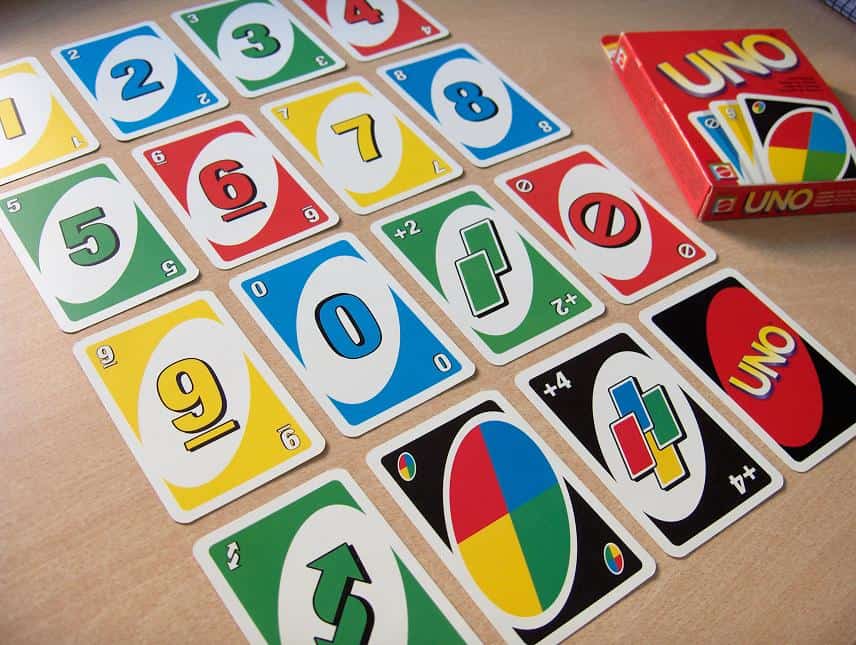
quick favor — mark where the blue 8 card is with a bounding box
[230,233,474,437]
[52,22,228,141]
[378,44,571,167]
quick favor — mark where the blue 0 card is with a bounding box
[230,233,475,437]
[52,22,228,141]
[378,43,571,168]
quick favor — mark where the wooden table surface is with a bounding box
[1,1,855,642]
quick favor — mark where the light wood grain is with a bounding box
[1,1,854,643]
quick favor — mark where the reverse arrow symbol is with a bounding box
[226,541,240,571]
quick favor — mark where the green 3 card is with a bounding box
[0,158,198,332]
[193,469,477,644]
[173,0,345,98]
[372,185,604,364]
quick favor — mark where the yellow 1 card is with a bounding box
[0,57,99,185]
[74,291,325,523]
[261,76,461,214]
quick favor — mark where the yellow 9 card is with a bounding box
[262,76,462,214]
[74,291,325,523]
[0,57,99,185]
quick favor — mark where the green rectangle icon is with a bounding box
[461,218,509,274]
[643,385,684,447]
[456,249,507,317]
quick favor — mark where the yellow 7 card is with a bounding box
[262,76,461,214]
[74,291,325,523]
[0,57,98,185]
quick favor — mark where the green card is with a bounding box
[0,158,197,332]
[372,185,605,365]
[193,469,477,644]
[173,0,345,98]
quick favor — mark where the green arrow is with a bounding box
[307,543,374,645]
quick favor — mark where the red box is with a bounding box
[602,29,856,221]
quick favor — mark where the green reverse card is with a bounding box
[372,185,605,365]
[173,0,345,98]
[193,469,477,644]
[0,158,197,332]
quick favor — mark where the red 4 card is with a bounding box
[134,115,339,269]
[496,145,716,304]
[295,0,449,62]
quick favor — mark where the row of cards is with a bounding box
[690,93,856,185]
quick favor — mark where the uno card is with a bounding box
[709,100,763,183]
[688,110,747,183]
[372,185,604,365]
[194,469,477,644]
[230,233,474,437]
[173,0,345,98]
[0,57,99,185]
[0,158,197,333]
[262,76,461,214]
[641,268,856,472]
[517,324,783,558]
[366,391,656,643]
[294,0,449,62]
[737,93,856,183]
[134,115,339,270]
[378,44,571,167]
[496,145,716,305]
[53,22,227,141]
[74,291,325,523]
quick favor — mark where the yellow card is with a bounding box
[262,76,462,214]
[74,291,325,523]
[710,100,763,183]
[0,57,99,185]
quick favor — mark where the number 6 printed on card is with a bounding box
[53,22,228,141]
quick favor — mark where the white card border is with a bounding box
[292,0,450,63]
[132,113,340,270]
[229,231,475,437]
[193,468,479,645]
[516,322,784,558]
[260,75,462,215]
[495,144,717,305]
[377,43,572,168]
[0,56,101,186]
[0,156,199,332]
[73,290,326,523]
[640,267,856,472]
[51,20,229,142]
[366,389,656,644]
[370,184,605,365]
[171,0,346,99]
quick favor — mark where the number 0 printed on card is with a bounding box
[0,57,99,185]
[74,291,325,523]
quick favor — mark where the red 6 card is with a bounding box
[134,114,339,269]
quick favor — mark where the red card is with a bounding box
[497,145,716,304]
[134,115,338,269]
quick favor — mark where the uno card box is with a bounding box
[603,29,856,220]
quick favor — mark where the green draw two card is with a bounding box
[367,391,655,644]
[372,186,604,365]
[0,158,197,332]
[194,469,478,644]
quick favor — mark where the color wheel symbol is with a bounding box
[397,452,416,481]
[608,376,689,490]
[766,109,853,182]
[603,542,624,575]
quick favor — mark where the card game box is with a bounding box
[602,29,856,221]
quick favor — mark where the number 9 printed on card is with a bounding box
[379,44,571,167]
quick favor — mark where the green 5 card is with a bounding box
[372,186,605,365]
[173,0,345,98]
[193,469,478,644]
[0,158,197,332]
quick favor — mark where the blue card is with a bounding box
[52,22,228,141]
[378,43,571,167]
[689,110,746,183]
[230,233,475,437]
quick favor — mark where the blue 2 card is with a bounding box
[378,43,571,167]
[53,22,228,141]
[230,233,474,437]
